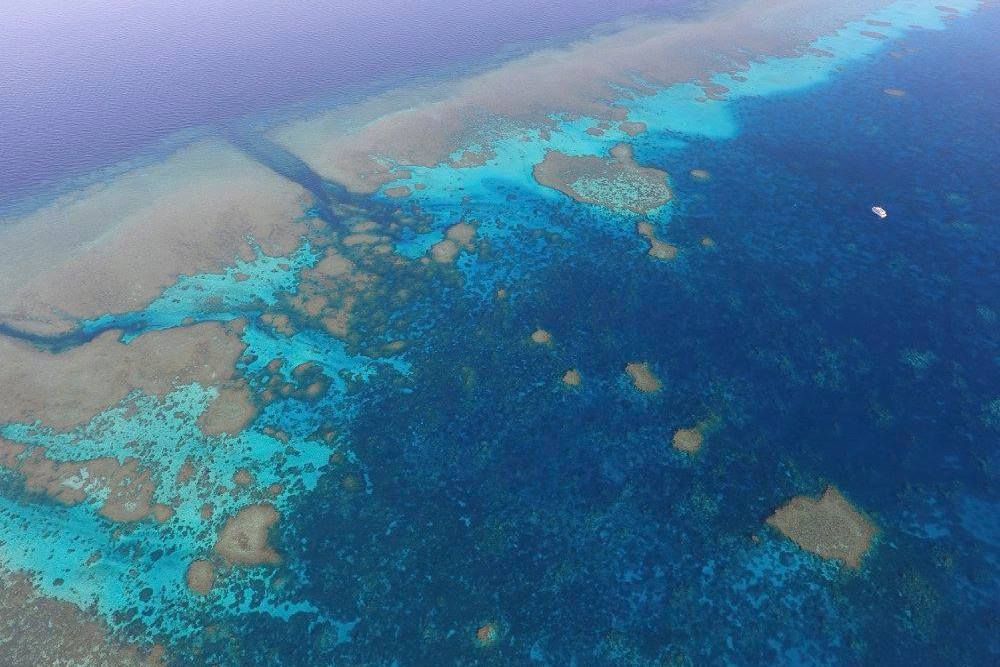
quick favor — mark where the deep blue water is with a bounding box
[0,2,996,666]
[0,0,711,207]
[250,9,995,665]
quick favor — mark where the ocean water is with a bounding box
[0,1,997,665]
[0,0,713,208]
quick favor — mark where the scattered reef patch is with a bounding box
[766,486,877,569]
[672,428,704,454]
[636,221,678,261]
[531,328,553,345]
[533,144,671,213]
[625,362,662,393]
[214,503,282,566]
[562,369,582,387]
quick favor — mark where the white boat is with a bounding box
[871,205,888,219]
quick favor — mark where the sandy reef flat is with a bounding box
[272,0,900,193]
[0,140,310,335]
[0,321,246,430]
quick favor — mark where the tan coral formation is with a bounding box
[531,329,553,345]
[0,141,311,334]
[562,369,582,387]
[198,383,259,436]
[446,222,477,248]
[273,0,900,193]
[430,240,460,263]
[186,560,216,595]
[233,469,254,487]
[214,503,282,566]
[0,569,164,665]
[672,428,704,454]
[384,185,412,198]
[430,222,477,263]
[626,362,662,393]
[310,249,357,279]
[533,144,671,213]
[766,486,877,569]
[292,245,378,340]
[0,438,160,523]
[636,221,678,261]
[620,121,647,137]
[0,322,246,430]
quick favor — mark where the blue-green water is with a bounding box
[0,1,997,664]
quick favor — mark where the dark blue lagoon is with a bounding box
[0,1,996,665]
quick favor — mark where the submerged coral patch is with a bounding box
[474,621,500,648]
[562,369,582,387]
[672,428,704,454]
[636,221,678,261]
[198,383,259,436]
[766,486,877,569]
[531,329,553,345]
[625,362,662,393]
[214,503,282,566]
[533,144,671,213]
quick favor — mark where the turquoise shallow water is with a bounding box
[0,1,997,664]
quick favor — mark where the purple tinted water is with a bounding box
[0,0,707,204]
